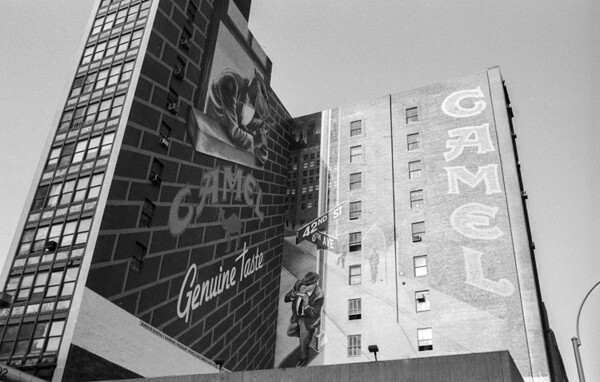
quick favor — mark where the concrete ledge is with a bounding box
[104,350,524,382]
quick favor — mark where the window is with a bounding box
[87,173,104,200]
[150,158,163,184]
[415,291,430,312]
[410,189,423,209]
[160,121,172,140]
[349,232,362,252]
[110,95,126,118]
[61,267,79,297]
[350,145,363,163]
[32,186,49,210]
[46,270,63,298]
[417,328,433,351]
[406,107,418,123]
[350,120,362,137]
[350,172,362,190]
[408,160,422,179]
[349,265,361,285]
[47,147,61,168]
[130,241,147,272]
[349,201,362,220]
[58,180,76,205]
[139,199,155,228]
[45,320,66,353]
[412,222,425,242]
[75,217,93,245]
[414,256,428,277]
[348,298,361,320]
[407,133,420,151]
[347,335,361,357]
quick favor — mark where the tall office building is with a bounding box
[276,68,560,382]
[284,113,322,231]
[0,0,294,380]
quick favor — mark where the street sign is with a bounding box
[306,231,339,252]
[296,203,344,244]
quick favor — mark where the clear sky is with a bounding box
[0,1,598,381]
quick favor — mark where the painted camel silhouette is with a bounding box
[219,209,241,252]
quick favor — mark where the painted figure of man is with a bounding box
[205,68,270,165]
[284,271,324,367]
[369,250,379,283]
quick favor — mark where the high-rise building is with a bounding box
[275,68,562,382]
[0,0,294,380]
[284,113,322,231]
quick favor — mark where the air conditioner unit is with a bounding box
[72,121,82,129]
[412,235,422,242]
[416,294,426,303]
[45,240,58,251]
[179,37,190,49]
[150,173,162,185]
[167,102,179,114]
[174,65,184,79]
[521,191,528,199]
[159,137,170,148]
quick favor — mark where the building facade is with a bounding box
[0,0,294,380]
[284,112,322,231]
[275,68,555,382]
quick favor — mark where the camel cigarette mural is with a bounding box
[187,21,271,169]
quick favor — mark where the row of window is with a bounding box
[0,319,66,361]
[48,133,115,170]
[69,62,133,104]
[33,174,104,211]
[346,327,431,357]
[5,268,79,303]
[347,291,430,322]
[347,107,419,139]
[91,2,150,38]
[19,218,93,256]
[0,0,154,372]
[348,255,428,285]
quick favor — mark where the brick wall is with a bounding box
[85,0,293,371]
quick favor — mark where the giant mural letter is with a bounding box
[462,247,515,296]
[445,164,502,195]
[444,124,495,162]
[441,87,487,118]
[450,203,504,240]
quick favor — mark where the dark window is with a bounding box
[350,145,362,163]
[349,201,362,220]
[32,186,49,210]
[350,120,362,136]
[350,172,362,190]
[406,107,418,123]
[410,189,423,209]
[130,242,147,272]
[418,328,433,351]
[347,334,361,357]
[349,265,361,285]
[349,232,362,252]
[407,133,420,151]
[415,290,430,312]
[150,159,163,184]
[348,298,361,320]
[412,222,425,242]
[408,160,422,179]
[139,199,155,228]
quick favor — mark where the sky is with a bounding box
[0,1,598,381]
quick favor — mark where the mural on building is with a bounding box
[274,73,541,380]
[187,22,271,169]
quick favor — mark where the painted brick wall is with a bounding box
[84,0,293,372]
